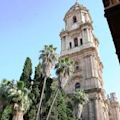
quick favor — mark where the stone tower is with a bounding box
[60,1,110,120]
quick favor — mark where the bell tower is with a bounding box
[60,1,109,120]
[60,1,103,92]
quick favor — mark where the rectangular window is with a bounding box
[74,38,78,47]
[69,42,72,49]
[80,38,83,45]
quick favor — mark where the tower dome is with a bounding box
[63,1,92,31]
[64,1,88,20]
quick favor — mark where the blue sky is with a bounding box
[0,0,120,100]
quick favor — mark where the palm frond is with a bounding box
[39,45,58,76]
[55,57,74,88]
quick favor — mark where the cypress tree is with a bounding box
[33,63,43,103]
[20,57,33,120]
[47,81,68,120]
[34,63,42,80]
[20,57,32,88]
[46,81,77,120]
[24,63,43,120]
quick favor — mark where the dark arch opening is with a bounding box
[80,38,83,45]
[75,82,80,90]
[69,42,72,49]
[73,16,77,23]
[74,38,78,47]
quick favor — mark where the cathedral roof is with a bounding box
[64,2,88,19]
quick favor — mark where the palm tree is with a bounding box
[0,80,31,120]
[56,57,74,89]
[8,81,31,120]
[36,45,58,120]
[0,79,13,114]
[46,57,74,120]
[73,89,88,119]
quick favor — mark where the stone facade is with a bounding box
[107,93,120,120]
[60,1,120,120]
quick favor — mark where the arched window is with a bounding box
[69,42,72,49]
[74,38,78,47]
[63,36,66,40]
[76,66,79,71]
[73,16,77,23]
[75,82,80,90]
[83,28,87,31]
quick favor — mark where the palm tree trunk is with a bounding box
[77,103,83,119]
[12,111,23,120]
[46,89,59,120]
[36,77,47,120]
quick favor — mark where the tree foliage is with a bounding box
[20,57,32,88]
[24,63,43,120]
[0,80,31,120]
[36,45,58,120]
[73,89,88,105]
[39,45,58,77]
[1,105,12,120]
[0,45,88,120]
[46,81,76,120]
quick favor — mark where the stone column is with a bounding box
[90,55,94,78]
[94,97,107,120]
[77,104,83,119]
[88,100,95,120]
[94,98,100,120]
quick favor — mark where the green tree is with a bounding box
[57,90,68,120]
[46,80,76,120]
[0,80,31,120]
[33,63,43,103]
[20,57,32,88]
[0,79,13,119]
[34,63,43,80]
[1,105,12,120]
[24,63,43,120]
[72,89,88,119]
[46,57,74,120]
[10,81,31,120]
[24,63,53,120]
[66,96,77,120]
[36,45,58,120]
[32,63,43,104]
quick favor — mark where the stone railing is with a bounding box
[103,0,120,8]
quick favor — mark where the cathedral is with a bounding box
[60,1,120,120]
